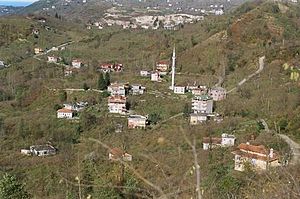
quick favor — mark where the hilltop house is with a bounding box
[72,60,82,68]
[128,115,147,129]
[232,143,281,171]
[209,87,226,101]
[108,95,127,114]
[34,48,43,55]
[131,85,146,95]
[47,56,58,63]
[109,148,132,162]
[57,108,74,119]
[151,72,161,82]
[174,86,186,94]
[192,95,213,114]
[21,145,56,157]
[108,83,126,96]
[203,134,236,150]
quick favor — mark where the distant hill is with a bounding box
[18,0,253,23]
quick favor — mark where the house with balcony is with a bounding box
[108,95,127,114]
[192,95,213,114]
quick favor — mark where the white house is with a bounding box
[131,85,146,95]
[23,145,57,157]
[209,87,226,101]
[34,48,43,55]
[232,143,281,171]
[190,113,208,125]
[57,108,74,119]
[72,60,82,68]
[192,95,213,114]
[109,148,132,162]
[202,134,236,150]
[108,83,126,96]
[108,95,127,114]
[140,70,150,77]
[151,72,161,82]
[174,86,186,94]
[47,56,58,63]
[128,115,147,129]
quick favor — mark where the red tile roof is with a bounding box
[57,108,73,113]
[237,143,268,155]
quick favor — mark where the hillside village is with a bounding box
[0,0,300,199]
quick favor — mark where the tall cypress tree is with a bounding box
[104,72,110,87]
[98,73,106,90]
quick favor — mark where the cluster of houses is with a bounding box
[106,82,148,129]
[57,101,88,119]
[21,144,57,157]
[97,63,124,73]
[87,13,204,31]
[202,134,281,171]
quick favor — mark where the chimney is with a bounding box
[269,148,274,158]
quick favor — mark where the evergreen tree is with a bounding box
[183,103,191,118]
[59,90,67,103]
[0,173,30,199]
[83,83,89,91]
[104,72,110,87]
[98,73,106,90]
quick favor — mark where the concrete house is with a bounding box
[72,60,82,68]
[108,95,127,114]
[47,56,58,63]
[232,143,281,171]
[151,72,161,82]
[131,85,146,95]
[34,48,43,55]
[57,108,74,119]
[203,133,236,150]
[140,70,150,77]
[21,145,57,157]
[98,63,114,73]
[174,86,186,94]
[192,95,213,114]
[109,148,132,162]
[190,113,209,125]
[209,87,226,101]
[108,83,126,96]
[128,115,147,129]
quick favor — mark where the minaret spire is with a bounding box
[171,45,176,90]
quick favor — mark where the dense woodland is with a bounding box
[0,1,300,199]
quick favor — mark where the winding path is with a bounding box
[260,119,300,165]
[278,134,300,165]
[227,56,265,94]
